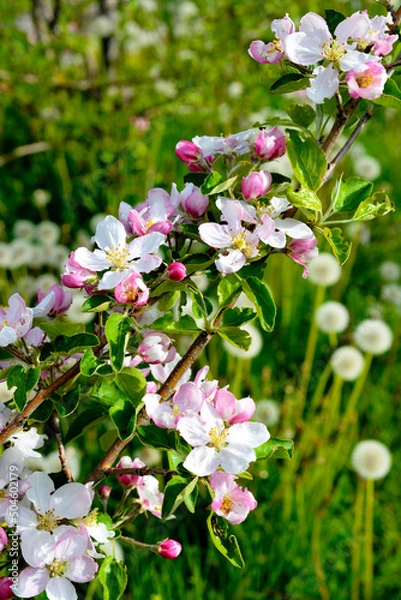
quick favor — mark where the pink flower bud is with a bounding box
[167,262,187,281]
[98,485,111,500]
[0,577,13,600]
[175,140,201,163]
[117,456,145,487]
[180,189,209,218]
[254,127,286,160]
[115,273,149,306]
[157,539,182,559]
[61,251,97,290]
[241,171,272,200]
[139,332,176,364]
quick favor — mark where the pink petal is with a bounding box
[66,556,98,583]
[52,483,93,519]
[15,567,49,598]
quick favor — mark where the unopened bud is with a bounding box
[167,262,187,281]
[157,539,182,559]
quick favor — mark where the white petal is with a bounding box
[219,444,255,474]
[21,530,54,568]
[26,472,54,513]
[267,230,286,249]
[215,250,246,274]
[177,415,210,446]
[74,247,110,270]
[307,65,339,104]
[127,231,165,259]
[98,269,126,290]
[183,446,220,476]
[46,577,77,600]
[227,422,270,448]
[66,556,98,583]
[276,219,314,239]
[54,528,89,561]
[14,567,49,597]
[199,223,232,248]
[52,482,93,519]
[132,255,162,273]
[94,215,126,250]
[284,31,324,65]
[340,50,378,72]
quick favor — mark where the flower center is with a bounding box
[321,39,345,62]
[37,509,60,532]
[105,246,129,270]
[48,558,70,578]
[231,232,256,258]
[265,40,282,56]
[80,509,98,528]
[356,73,374,88]
[208,426,227,450]
[220,495,233,514]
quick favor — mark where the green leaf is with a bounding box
[162,476,199,520]
[40,333,99,361]
[106,313,133,372]
[200,171,223,195]
[353,191,395,221]
[39,319,85,338]
[332,177,373,213]
[325,9,346,35]
[137,424,176,451]
[241,277,276,332]
[80,348,113,377]
[217,326,251,351]
[286,186,322,212]
[99,556,127,600]
[190,290,213,319]
[64,407,107,443]
[30,400,54,422]
[373,78,401,109]
[7,366,40,412]
[99,429,119,452]
[82,294,115,312]
[323,227,352,265]
[55,387,81,418]
[114,367,147,406]
[222,307,256,327]
[152,312,201,335]
[207,513,245,568]
[109,398,138,440]
[150,281,189,298]
[206,175,238,196]
[287,130,327,191]
[0,348,14,361]
[255,437,294,461]
[93,379,126,407]
[217,274,242,306]
[270,73,310,95]
[157,290,180,311]
[167,450,185,470]
[286,104,315,128]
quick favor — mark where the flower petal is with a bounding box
[46,577,77,600]
[66,556,98,583]
[14,567,49,598]
[183,446,220,476]
[52,482,93,519]
[26,472,54,513]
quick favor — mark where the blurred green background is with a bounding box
[1,1,401,599]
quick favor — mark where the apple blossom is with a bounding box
[116,456,145,487]
[345,61,387,100]
[0,293,33,347]
[254,127,287,161]
[144,382,204,429]
[248,15,295,64]
[14,528,98,600]
[0,578,13,600]
[287,236,319,277]
[114,272,149,306]
[210,472,257,524]
[177,402,269,477]
[71,215,165,290]
[138,331,176,364]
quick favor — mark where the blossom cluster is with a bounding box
[249,10,397,103]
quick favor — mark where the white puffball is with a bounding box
[253,399,280,426]
[223,322,263,359]
[315,301,349,333]
[351,440,392,480]
[379,261,400,282]
[354,319,393,355]
[36,221,60,247]
[331,346,364,381]
[307,253,342,286]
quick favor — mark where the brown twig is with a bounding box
[0,360,82,446]
[105,467,178,477]
[321,99,360,158]
[52,410,73,482]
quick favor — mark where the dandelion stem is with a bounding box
[351,476,365,600]
[312,514,330,600]
[364,478,374,600]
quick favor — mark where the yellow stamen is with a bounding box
[105,246,129,270]
[356,73,374,88]
[321,40,345,62]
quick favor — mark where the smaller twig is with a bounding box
[321,108,372,186]
[52,410,73,482]
[0,142,52,169]
[105,467,178,477]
